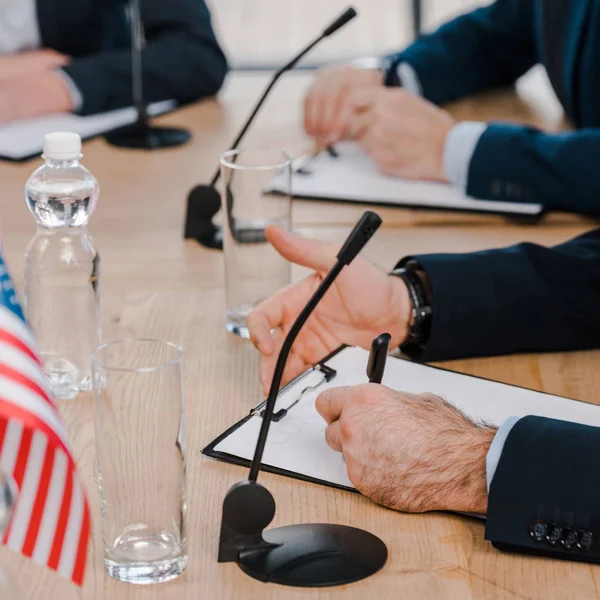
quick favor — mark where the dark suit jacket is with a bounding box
[398,229,600,563]
[37,0,228,115]
[402,227,600,362]
[485,416,600,563]
[387,0,600,214]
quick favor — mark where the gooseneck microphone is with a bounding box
[218,211,388,587]
[106,0,191,150]
[248,209,381,481]
[184,6,358,249]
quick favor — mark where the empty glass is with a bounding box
[91,339,187,585]
[220,147,292,338]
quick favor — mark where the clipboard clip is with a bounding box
[253,364,337,422]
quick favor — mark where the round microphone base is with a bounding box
[105,125,191,149]
[236,523,387,587]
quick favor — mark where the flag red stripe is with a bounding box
[0,417,10,544]
[0,329,40,365]
[12,428,33,488]
[0,418,7,448]
[71,502,90,586]
[0,397,75,473]
[3,427,33,543]
[47,467,73,571]
[21,445,56,557]
[0,363,52,406]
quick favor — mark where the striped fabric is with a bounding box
[0,257,90,586]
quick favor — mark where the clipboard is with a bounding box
[203,346,600,492]
[0,100,176,162]
[203,346,355,492]
[267,141,545,219]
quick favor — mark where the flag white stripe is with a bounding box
[58,481,84,580]
[0,379,71,451]
[7,432,48,552]
[0,419,23,478]
[0,306,38,349]
[32,449,67,565]
[0,341,51,392]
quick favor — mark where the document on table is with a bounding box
[204,346,600,491]
[267,141,544,217]
[0,100,176,161]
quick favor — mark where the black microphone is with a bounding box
[248,209,381,480]
[184,6,358,248]
[217,211,388,588]
[106,0,191,149]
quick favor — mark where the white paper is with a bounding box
[214,347,600,489]
[0,100,176,160]
[269,141,543,216]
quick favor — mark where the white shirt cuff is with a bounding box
[443,121,488,192]
[486,416,522,491]
[54,68,83,113]
[396,62,422,96]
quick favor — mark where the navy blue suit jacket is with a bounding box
[38,0,228,115]
[399,186,600,565]
[387,0,600,214]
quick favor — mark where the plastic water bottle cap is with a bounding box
[43,132,82,160]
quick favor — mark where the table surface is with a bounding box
[1,71,599,600]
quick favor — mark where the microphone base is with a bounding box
[105,125,191,149]
[233,523,387,587]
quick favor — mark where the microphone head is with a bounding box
[336,210,382,266]
[187,184,221,219]
[323,6,358,37]
[183,184,223,249]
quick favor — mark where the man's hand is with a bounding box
[346,87,455,182]
[0,50,69,81]
[316,384,496,513]
[0,72,74,124]
[247,226,411,394]
[304,66,384,148]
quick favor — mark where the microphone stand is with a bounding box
[183,7,358,248]
[105,0,191,149]
[217,211,388,587]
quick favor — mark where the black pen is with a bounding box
[326,145,339,158]
[367,333,391,384]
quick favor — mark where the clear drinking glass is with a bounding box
[220,147,292,338]
[91,339,187,585]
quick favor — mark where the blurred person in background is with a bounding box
[304,0,600,214]
[0,0,227,123]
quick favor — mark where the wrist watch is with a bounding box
[391,262,433,350]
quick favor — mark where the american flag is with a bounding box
[0,256,90,586]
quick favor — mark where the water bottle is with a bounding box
[24,132,100,401]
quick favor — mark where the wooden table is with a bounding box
[1,71,599,600]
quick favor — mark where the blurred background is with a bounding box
[211,0,491,69]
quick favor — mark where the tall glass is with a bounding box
[91,339,187,585]
[220,148,292,338]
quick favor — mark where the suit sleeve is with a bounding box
[386,0,536,105]
[466,124,600,214]
[399,228,600,361]
[485,416,600,563]
[61,0,228,115]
